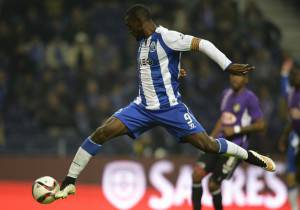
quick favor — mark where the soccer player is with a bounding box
[191,72,265,210]
[54,4,275,199]
[279,58,300,210]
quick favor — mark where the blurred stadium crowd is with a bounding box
[0,0,291,156]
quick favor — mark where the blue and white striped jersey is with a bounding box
[134,26,193,110]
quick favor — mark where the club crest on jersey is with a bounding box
[233,103,240,112]
[149,41,156,52]
[221,112,237,124]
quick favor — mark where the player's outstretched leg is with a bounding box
[55,117,128,199]
[182,132,276,172]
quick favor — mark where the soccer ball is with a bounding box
[32,176,60,204]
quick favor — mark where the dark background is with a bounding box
[0,0,293,157]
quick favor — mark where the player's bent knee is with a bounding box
[208,178,221,193]
[192,164,207,183]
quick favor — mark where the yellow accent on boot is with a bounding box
[249,150,276,172]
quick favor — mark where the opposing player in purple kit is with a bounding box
[191,72,266,210]
[278,58,300,210]
[54,4,276,200]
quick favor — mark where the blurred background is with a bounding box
[0,0,298,156]
[0,0,299,209]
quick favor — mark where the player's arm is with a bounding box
[235,118,266,135]
[236,93,266,135]
[210,117,222,138]
[161,30,254,74]
[280,58,293,97]
[278,121,292,152]
[223,118,266,138]
[190,38,254,75]
[278,58,294,152]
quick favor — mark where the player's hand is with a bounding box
[178,68,187,79]
[225,63,255,75]
[281,58,294,76]
[222,126,235,138]
[55,177,76,200]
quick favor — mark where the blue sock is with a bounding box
[216,138,248,159]
[81,137,102,156]
[216,138,228,153]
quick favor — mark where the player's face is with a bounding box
[229,74,247,91]
[125,15,145,41]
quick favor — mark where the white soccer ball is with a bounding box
[32,176,60,204]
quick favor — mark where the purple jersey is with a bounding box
[219,88,263,148]
[288,89,300,135]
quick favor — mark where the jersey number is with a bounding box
[184,113,195,129]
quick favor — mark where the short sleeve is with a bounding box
[248,93,263,121]
[160,29,194,51]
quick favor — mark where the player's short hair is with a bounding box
[126,4,151,21]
